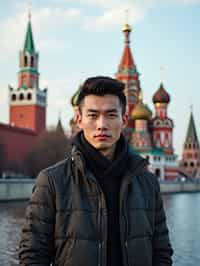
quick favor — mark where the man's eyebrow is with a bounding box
[86,109,98,113]
[106,109,118,113]
[86,108,119,113]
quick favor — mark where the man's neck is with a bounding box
[99,144,116,161]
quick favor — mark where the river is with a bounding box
[0,193,200,265]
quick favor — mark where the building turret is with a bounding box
[9,14,47,134]
[70,86,81,136]
[153,82,170,118]
[116,22,141,140]
[152,83,174,154]
[130,94,152,152]
[179,111,200,178]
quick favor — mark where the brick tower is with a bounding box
[9,15,47,134]
[116,22,141,140]
[179,111,200,178]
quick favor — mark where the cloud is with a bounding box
[83,5,146,31]
[0,6,81,61]
[80,0,157,30]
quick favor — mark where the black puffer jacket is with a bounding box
[19,146,173,266]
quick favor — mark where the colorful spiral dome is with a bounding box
[131,100,152,120]
[153,83,170,104]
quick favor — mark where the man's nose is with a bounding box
[97,116,108,130]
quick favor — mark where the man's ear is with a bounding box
[122,112,128,127]
[76,109,83,129]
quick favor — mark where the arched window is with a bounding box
[31,56,34,67]
[190,162,194,167]
[27,93,32,100]
[19,93,24,100]
[24,55,28,67]
[184,162,188,167]
[156,121,160,126]
[12,94,16,101]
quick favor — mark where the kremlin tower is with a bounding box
[0,15,47,172]
[9,14,47,134]
[179,112,200,178]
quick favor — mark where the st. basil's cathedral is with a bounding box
[70,22,200,180]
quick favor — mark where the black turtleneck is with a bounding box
[72,131,128,266]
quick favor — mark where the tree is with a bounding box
[24,129,71,177]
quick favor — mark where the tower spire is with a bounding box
[23,14,35,53]
[116,15,141,140]
[185,111,199,145]
[28,11,31,21]
[123,9,132,44]
[28,0,32,21]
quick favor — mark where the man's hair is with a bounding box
[77,76,126,114]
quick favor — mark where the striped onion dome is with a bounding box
[153,83,170,104]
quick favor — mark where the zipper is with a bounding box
[89,173,107,266]
[98,242,102,266]
[124,214,129,266]
[120,174,130,266]
[123,196,130,266]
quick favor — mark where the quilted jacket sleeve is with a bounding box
[19,170,55,266]
[152,179,173,266]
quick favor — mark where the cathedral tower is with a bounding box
[9,15,47,134]
[152,83,174,154]
[116,23,141,139]
[130,94,152,152]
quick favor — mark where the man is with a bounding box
[19,76,173,266]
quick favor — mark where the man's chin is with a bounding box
[94,142,113,151]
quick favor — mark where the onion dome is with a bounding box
[122,23,132,33]
[71,86,81,107]
[153,83,170,104]
[131,100,152,120]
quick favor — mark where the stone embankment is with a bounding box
[0,179,200,201]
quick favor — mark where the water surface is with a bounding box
[0,193,200,265]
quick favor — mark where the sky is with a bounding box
[0,0,200,158]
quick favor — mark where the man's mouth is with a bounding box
[95,134,111,140]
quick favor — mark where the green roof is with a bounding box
[185,112,199,144]
[23,20,35,53]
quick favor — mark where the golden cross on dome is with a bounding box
[125,9,129,24]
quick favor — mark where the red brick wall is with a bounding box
[10,105,45,134]
[0,123,37,168]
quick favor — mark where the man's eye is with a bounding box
[88,114,97,118]
[108,113,117,118]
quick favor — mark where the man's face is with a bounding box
[77,94,127,153]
